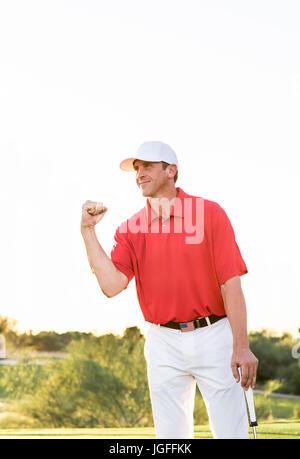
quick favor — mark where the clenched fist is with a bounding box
[81,200,108,229]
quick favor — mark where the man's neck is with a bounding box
[149,187,179,219]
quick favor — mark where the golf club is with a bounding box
[238,367,258,439]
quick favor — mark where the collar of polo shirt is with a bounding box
[146,187,185,227]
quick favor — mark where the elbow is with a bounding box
[101,289,115,298]
[98,271,129,298]
[101,288,121,298]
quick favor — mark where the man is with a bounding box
[80,141,258,439]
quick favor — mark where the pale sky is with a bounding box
[0,0,299,337]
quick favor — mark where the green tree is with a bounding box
[0,315,17,334]
[0,364,46,399]
[66,327,152,427]
[249,330,299,394]
[18,358,128,427]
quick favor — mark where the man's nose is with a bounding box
[136,168,146,180]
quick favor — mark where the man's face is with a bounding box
[133,160,169,197]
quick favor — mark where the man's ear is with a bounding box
[167,164,177,179]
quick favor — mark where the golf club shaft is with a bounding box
[253,427,257,439]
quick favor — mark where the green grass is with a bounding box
[0,421,299,439]
[254,393,300,420]
[1,389,300,439]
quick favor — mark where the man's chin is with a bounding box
[139,184,154,197]
[141,189,153,197]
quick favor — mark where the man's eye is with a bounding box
[135,163,151,172]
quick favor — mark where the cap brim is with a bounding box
[120,158,136,171]
[120,156,178,172]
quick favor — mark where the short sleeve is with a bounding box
[212,204,248,286]
[110,226,135,287]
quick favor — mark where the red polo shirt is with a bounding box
[110,187,248,324]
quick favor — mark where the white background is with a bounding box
[0,0,299,337]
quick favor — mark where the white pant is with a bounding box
[144,317,249,439]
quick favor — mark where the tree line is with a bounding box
[0,315,299,428]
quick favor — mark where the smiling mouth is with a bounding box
[139,181,151,186]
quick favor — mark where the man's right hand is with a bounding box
[81,200,108,229]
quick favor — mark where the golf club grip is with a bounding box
[244,387,258,426]
[238,368,258,427]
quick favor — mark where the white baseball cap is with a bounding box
[120,141,179,171]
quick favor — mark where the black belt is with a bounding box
[160,315,226,332]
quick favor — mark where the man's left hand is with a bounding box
[231,347,259,390]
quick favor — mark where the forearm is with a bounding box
[81,225,125,297]
[221,276,258,389]
[221,278,249,350]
